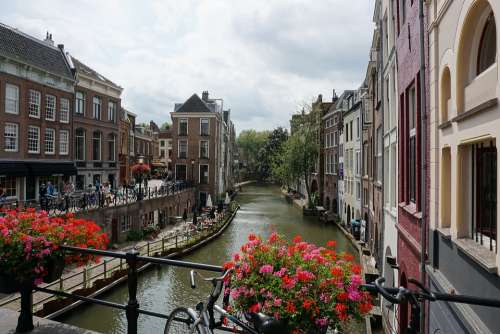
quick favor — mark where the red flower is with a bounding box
[330,266,343,277]
[335,303,347,314]
[352,264,362,275]
[337,292,348,302]
[326,240,336,248]
[286,301,296,314]
[248,233,257,241]
[342,253,355,262]
[248,303,261,313]
[223,261,235,270]
[302,299,314,310]
[292,235,302,244]
[359,302,373,314]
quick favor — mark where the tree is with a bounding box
[257,127,288,181]
[274,113,319,208]
[161,122,171,130]
[236,130,270,179]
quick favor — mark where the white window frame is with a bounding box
[108,101,116,123]
[179,118,188,135]
[200,140,209,158]
[200,118,210,136]
[44,128,55,155]
[92,131,101,161]
[75,129,86,160]
[199,164,209,184]
[59,130,69,155]
[4,123,18,152]
[108,134,116,161]
[93,96,101,120]
[75,91,85,114]
[45,94,56,121]
[5,83,19,115]
[60,98,70,123]
[28,90,41,118]
[27,126,40,154]
[178,140,188,158]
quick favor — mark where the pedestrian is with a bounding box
[39,183,47,211]
[47,181,54,196]
[0,187,7,204]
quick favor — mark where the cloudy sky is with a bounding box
[1,0,375,133]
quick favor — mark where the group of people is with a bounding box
[38,180,75,211]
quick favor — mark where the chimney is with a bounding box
[332,89,337,101]
[202,91,209,102]
[57,44,64,51]
[318,94,323,103]
[43,32,54,46]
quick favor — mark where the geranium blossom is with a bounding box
[226,233,372,333]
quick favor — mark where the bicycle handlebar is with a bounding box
[189,269,232,290]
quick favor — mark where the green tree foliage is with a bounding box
[236,129,270,179]
[161,122,171,130]
[256,127,288,181]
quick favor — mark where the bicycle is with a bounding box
[164,269,286,334]
[365,277,500,334]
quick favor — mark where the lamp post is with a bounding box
[136,156,145,201]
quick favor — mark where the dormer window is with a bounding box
[477,13,496,75]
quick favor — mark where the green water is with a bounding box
[60,184,356,333]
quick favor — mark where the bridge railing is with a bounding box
[14,245,224,334]
[0,181,194,216]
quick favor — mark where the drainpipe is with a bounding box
[379,12,385,271]
[418,0,428,332]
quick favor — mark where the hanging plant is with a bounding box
[131,163,151,179]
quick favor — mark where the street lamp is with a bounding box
[132,155,148,201]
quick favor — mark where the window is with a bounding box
[108,133,116,161]
[129,135,134,155]
[75,129,85,160]
[92,131,101,161]
[45,95,56,121]
[4,123,18,152]
[200,118,209,136]
[408,85,417,203]
[350,121,353,141]
[75,91,85,114]
[93,96,101,120]
[400,0,406,25]
[179,119,188,136]
[356,150,361,176]
[356,181,361,200]
[160,140,165,148]
[333,153,338,175]
[377,126,383,182]
[44,128,55,155]
[59,130,69,155]
[477,14,496,75]
[120,216,132,233]
[200,140,209,158]
[178,140,187,158]
[345,124,349,142]
[200,164,209,184]
[108,101,116,122]
[175,164,187,181]
[0,176,17,198]
[28,90,41,118]
[356,117,360,139]
[27,126,40,153]
[60,98,70,123]
[5,84,19,114]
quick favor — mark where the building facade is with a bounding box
[71,57,122,190]
[118,107,131,185]
[158,128,173,177]
[428,0,500,332]
[0,25,76,201]
[342,91,362,224]
[322,94,340,214]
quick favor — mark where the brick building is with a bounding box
[171,91,229,209]
[71,57,122,190]
[395,0,430,331]
[158,128,173,177]
[0,25,76,201]
[118,107,131,185]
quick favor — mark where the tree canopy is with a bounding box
[236,129,270,179]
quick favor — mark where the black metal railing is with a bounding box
[17,245,223,333]
[1,181,193,216]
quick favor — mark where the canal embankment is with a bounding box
[0,204,240,321]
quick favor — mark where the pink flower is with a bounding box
[259,264,274,274]
[315,317,329,327]
[273,267,287,277]
[273,298,282,306]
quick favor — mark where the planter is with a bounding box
[43,257,65,284]
[0,272,20,293]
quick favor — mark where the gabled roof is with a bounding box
[71,56,121,89]
[175,94,213,113]
[0,23,73,80]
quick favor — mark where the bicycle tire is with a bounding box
[164,307,201,334]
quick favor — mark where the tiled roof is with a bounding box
[71,56,121,89]
[175,94,213,113]
[0,23,73,79]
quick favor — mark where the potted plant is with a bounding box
[223,233,372,334]
[0,209,109,293]
[131,162,151,200]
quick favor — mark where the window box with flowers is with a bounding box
[224,233,372,334]
[0,209,108,293]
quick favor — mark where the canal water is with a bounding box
[60,184,356,333]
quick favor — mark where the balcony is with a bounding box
[463,63,497,116]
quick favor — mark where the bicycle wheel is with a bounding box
[164,307,200,334]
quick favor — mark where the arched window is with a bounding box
[477,13,497,75]
[75,128,85,161]
[108,133,116,161]
[92,131,101,161]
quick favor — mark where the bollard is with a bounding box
[126,249,140,334]
[16,283,34,332]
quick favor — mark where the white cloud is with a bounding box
[0,0,375,132]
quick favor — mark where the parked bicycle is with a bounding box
[164,269,285,334]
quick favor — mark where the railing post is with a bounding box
[59,276,63,291]
[147,242,150,256]
[83,267,87,288]
[162,237,165,253]
[120,258,123,271]
[16,283,34,333]
[175,235,178,248]
[103,260,107,279]
[126,249,140,334]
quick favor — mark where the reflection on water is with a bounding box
[60,184,356,333]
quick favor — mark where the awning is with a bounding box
[0,162,30,177]
[27,162,77,176]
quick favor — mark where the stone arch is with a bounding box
[456,0,497,114]
[440,66,452,122]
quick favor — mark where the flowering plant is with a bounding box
[224,233,372,333]
[0,209,109,286]
[131,163,151,178]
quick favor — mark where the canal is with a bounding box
[60,184,356,333]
